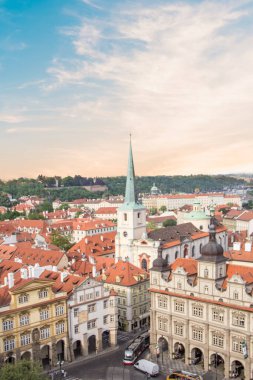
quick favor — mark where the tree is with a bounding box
[162,219,177,227]
[0,360,48,380]
[159,205,167,213]
[51,231,73,251]
[147,221,157,230]
[149,207,158,215]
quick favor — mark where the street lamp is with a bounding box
[57,360,64,378]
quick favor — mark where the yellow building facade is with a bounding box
[0,278,70,368]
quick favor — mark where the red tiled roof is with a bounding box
[171,258,197,275]
[12,242,66,266]
[72,218,115,231]
[95,207,117,214]
[68,232,116,259]
[97,261,149,286]
[39,270,86,294]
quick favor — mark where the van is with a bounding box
[134,359,159,377]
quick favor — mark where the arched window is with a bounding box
[199,243,202,254]
[192,246,195,257]
[204,285,209,294]
[141,258,147,271]
[165,254,169,264]
[175,251,179,260]
[219,267,223,277]
[204,268,209,278]
[184,245,188,258]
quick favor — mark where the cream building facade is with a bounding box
[149,226,253,379]
[68,277,118,359]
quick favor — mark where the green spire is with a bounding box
[125,137,136,204]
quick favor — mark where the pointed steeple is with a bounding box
[124,136,137,204]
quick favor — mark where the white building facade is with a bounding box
[68,278,118,359]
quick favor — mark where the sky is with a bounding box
[1,0,253,180]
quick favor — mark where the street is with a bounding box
[63,332,166,380]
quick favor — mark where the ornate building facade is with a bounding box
[149,225,253,379]
[0,275,69,367]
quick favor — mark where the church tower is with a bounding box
[115,139,146,263]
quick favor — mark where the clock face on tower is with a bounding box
[123,231,128,237]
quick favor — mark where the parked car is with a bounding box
[134,359,159,377]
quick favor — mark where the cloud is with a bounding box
[5,0,253,176]
[5,127,58,134]
[0,114,26,123]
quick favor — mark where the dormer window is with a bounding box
[204,285,209,294]
[204,268,209,278]
[177,281,182,290]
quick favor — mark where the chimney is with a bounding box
[100,235,104,241]
[4,276,8,286]
[71,258,76,264]
[233,242,241,251]
[60,272,68,282]
[28,265,34,278]
[20,268,28,279]
[245,242,252,252]
[92,264,96,278]
[89,255,95,265]
[8,272,14,288]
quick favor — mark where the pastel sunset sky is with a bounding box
[1,0,253,179]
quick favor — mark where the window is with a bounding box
[40,327,50,340]
[192,305,203,318]
[204,285,209,294]
[56,321,65,335]
[109,299,114,307]
[232,337,243,353]
[18,294,29,304]
[137,212,140,218]
[56,305,64,316]
[219,267,223,277]
[175,323,183,336]
[95,291,100,298]
[124,213,127,221]
[158,318,167,331]
[158,297,167,309]
[110,315,114,322]
[86,292,93,300]
[232,313,245,327]
[88,304,95,313]
[192,246,195,257]
[175,251,178,260]
[79,295,84,302]
[104,300,108,309]
[177,281,182,290]
[212,332,224,348]
[20,314,29,326]
[233,291,239,300]
[212,309,224,323]
[192,327,203,342]
[74,325,79,334]
[103,315,109,324]
[20,333,31,346]
[4,338,15,352]
[3,320,13,331]
[174,301,184,313]
[204,268,209,278]
[40,309,49,320]
[38,289,48,299]
[87,320,96,329]
[74,308,79,317]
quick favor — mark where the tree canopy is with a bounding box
[0,360,48,380]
